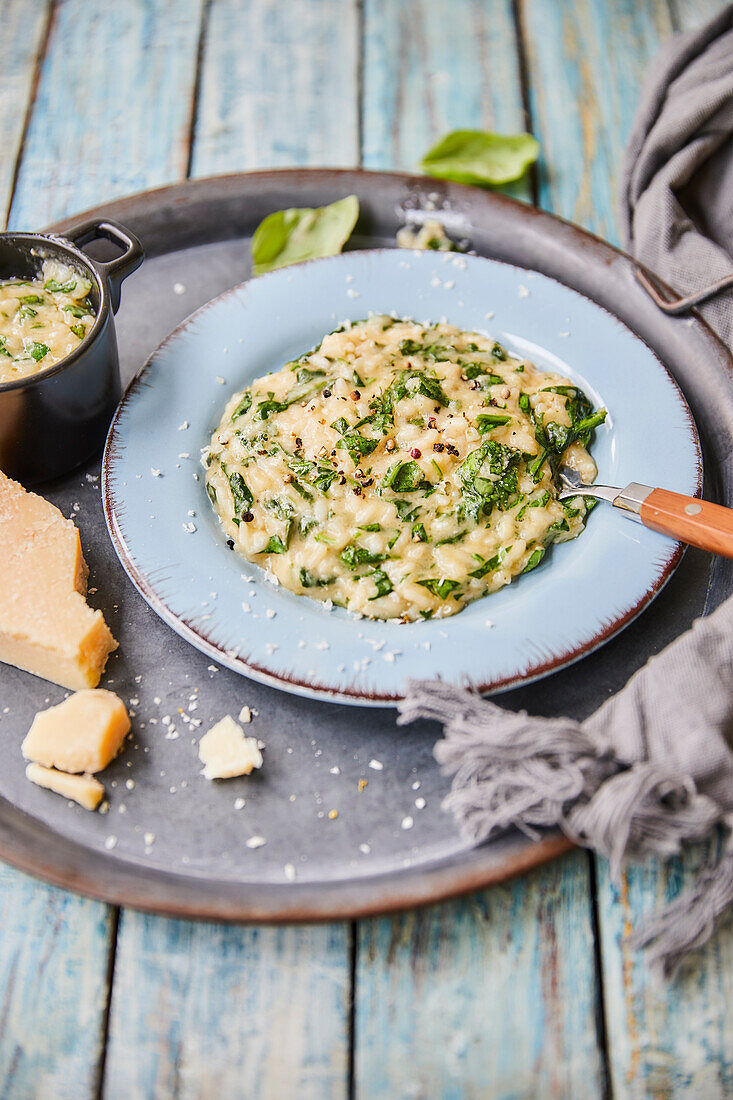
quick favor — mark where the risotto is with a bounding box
[204,317,606,621]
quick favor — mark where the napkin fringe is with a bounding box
[630,826,733,977]
[398,679,728,972]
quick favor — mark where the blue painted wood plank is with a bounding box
[520,0,674,244]
[190,0,359,176]
[0,0,50,225]
[8,0,204,230]
[103,914,350,1098]
[355,851,604,1098]
[597,845,733,1097]
[362,0,530,196]
[0,863,114,1099]
[100,6,357,1094]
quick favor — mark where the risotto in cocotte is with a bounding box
[205,317,605,621]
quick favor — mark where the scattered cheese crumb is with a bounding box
[328,809,338,819]
[104,835,118,850]
[401,816,414,830]
[151,467,162,477]
[415,797,426,810]
[359,843,371,855]
[238,705,252,724]
[284,863,296,881]
[358,779,368,792]
[234,797,245,810]
[369,759,383,771]
[518,284,530,298]
[246,835,266,849]
[198,715,263,780]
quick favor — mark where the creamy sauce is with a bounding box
[205,318,605,621]
[0,259,95,383]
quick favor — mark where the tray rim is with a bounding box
[0,166,726,923]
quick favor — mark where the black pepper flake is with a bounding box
[242,510,255,522]
[350,390,361,401]
[446,444,459,457]
[353,486,362,496]
[337,474,347,485]
[296,436,303,447]
[427,417,437,429]
[433,442,445,452]
[362,477,374,487]
[323,389,332,398]
[226,539,235,549]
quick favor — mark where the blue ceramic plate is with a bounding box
[103,249,701,706]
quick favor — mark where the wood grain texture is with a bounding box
[520,0,674,244]
[362,0,529,193]
[99,6,358,1096]
[103,913,350,1099]
[597,843,733,1098]
[8,0,204,230]
[354,851,604,1099]
[190,0,359,177]
[0,0,50,227]
[0,863,114,1100]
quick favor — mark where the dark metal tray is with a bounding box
[0,170,731,920]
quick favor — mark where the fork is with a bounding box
[558,467,733,558]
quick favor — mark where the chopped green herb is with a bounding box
[417,577,461,599]
[299,567,333,588]
[227,470,254,523]
[435,530,467,546]
[44,278,77,293]
[29,342,49,362]
[368,569,393,599]
[262,533,289,554]
[469,546,508,579]
[476,413,511,432]
[411,522,428,542]
[0,336,11,358]
[340,544,389,569]
[232,392,253,418]
[358,523,381,532]
[384,460,430,493]
[20,294,44,305]
[70,323,86,340]
[523,547,545,573]
[459,440,522,519]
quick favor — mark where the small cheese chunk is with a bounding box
[199,715,263,780]
[25,763,104,811]
[0,472,117,689]
[22,690,130,773]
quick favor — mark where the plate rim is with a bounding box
[102,246,700,705]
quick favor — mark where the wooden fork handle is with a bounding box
[639,489,733,558]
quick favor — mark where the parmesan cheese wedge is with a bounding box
[22,689,130,773]
[199,715,263,780]
[0,471,117,689]
[25,763,104,811]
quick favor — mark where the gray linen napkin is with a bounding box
[399,8,733,975]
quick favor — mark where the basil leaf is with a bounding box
[417,577,460,600]
[251,195,359,275]
[420,130,540,187]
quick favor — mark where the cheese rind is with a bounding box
[25,763,104,811]
[0,471,117,690]
[199,715,264,780]
[22,689,130,773]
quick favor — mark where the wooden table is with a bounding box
[2,1,732,1096]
